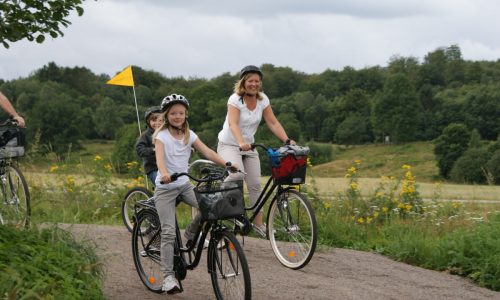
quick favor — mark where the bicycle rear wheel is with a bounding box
[122,187,153,232]
[267,190,317,269]
[0,164,30,228]
[209,230,251,300]
[132,209,164,293]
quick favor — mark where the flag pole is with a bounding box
[132,85,148,189]
[132,85,142,136]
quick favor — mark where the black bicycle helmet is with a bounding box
[161,94,189,112]
[144,106,161,121]
[240,65,263,79]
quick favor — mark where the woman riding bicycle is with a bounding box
[217,65,295,235]
[153,93,238,293]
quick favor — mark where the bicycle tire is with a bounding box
[0,164,30,228]
[209,230,251,300]
[267,190,317,269]
[131,208,164,293]
[122,187,153,232]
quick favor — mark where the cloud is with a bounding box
[1,0,500,81]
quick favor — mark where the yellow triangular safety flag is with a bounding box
[107,66,134,87]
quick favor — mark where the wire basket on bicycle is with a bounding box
[194,179,244,220]
[267,145,310,185]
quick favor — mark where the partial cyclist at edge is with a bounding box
[0,91,26,128]
[217,65,295,236]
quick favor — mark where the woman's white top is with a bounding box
[154,129,198,187]
[218,92,270,146]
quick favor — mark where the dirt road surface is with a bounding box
[70,224,500,300]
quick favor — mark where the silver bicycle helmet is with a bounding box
[160,94,189,112]
[144,106,161,121]
[240,65,263,79]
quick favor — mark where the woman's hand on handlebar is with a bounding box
[238,142,252,151]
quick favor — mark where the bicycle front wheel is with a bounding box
[122,187,153,232]
[209,230,251,300]
[132,209,164,293]
[267,190,317,269]
[0,164,30,228]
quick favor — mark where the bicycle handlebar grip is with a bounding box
[160,173,180,184]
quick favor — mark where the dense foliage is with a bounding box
[1,45,500,181]
[0,225,104,299]
[0,0,86,48]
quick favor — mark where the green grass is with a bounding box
[313,142,439,181]
[0,225,104,299]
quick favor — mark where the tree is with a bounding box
[372,74,422,143]
[335,113,372,145]
[0,0,86,48]
[463,84,500,140]
[433,123,471,178]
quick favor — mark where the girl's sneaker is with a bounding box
[162,275,181,293]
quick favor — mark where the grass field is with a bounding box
[313,142,439,181]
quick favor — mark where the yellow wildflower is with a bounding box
[350,182,358,191]
[49,165,59,172]
[357,217,365,224]
[94,155,103,161]
[382,207,389,213]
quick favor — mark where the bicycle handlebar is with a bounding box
[0,118,19,127]
[160,163,243,184]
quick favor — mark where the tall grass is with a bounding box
[0,225,104,299]
[307,160,500,291]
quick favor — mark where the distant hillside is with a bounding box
[312,142,439,182]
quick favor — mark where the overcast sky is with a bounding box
[1,0,500,81]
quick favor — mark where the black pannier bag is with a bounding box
[194,180,244,221]
[0,126,25,158]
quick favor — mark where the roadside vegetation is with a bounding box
[0,141,500,299]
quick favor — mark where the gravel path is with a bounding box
[69,224,500,300]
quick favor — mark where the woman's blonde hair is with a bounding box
[233,73,263,100]
[153,104,190,145]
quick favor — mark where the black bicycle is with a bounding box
[121,159,219,232]
[131,166,251,299]
[232,143,317,270]
[0,119,30,227]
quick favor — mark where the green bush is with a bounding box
[112,123,142,174]
[486,149,500,184]
[0,225,104,299]
[450,147,490,184]
[434,123,471,178]
[441,213,500,290]
[306,142,333,165]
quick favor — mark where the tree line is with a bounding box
[0,45,499,181]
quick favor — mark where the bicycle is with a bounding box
[231,143,317,270]
[121,159,218,232]
[131,166,251,299]
[0,119,30,228]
